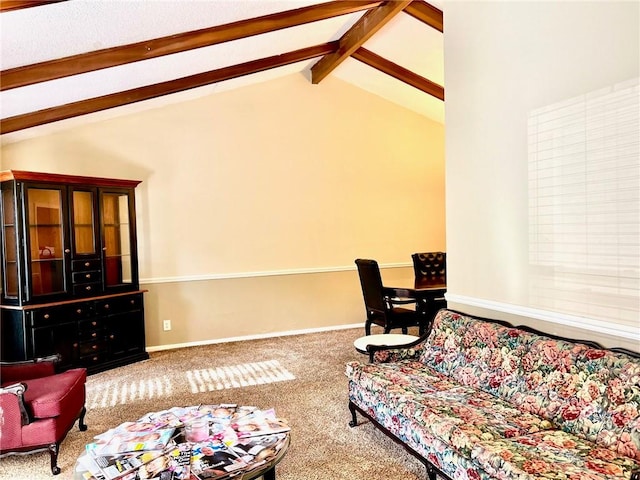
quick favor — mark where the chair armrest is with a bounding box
[368,334,429,363]
[383,286,414,299]
[631,470,639,480]
[382,287,417,308]
[0,382,31,425]
[0,354,59,383]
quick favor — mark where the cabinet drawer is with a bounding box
[79,352,106,366]
[96,293,143,313]
[31,307,66,327]
[69,303,95,319]
[79,340,105,357]
[72,271,101,284]
[79,318,102,331]
[78,321,104,342]
[72,259,101,272]
[73,283,101,296]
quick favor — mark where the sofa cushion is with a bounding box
[21,368,87,419]
[423,310,640,459]
[348,378,495,480]
[471,430,640,480]
[419,310,542,401]
[347,360,554,459]
[511,338,640,459]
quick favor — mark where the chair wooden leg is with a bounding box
[365,320,372,336]
[78,406,88,431]
[49,442,61,475]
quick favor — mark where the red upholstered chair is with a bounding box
[0,355,88,475]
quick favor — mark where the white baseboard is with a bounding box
[146,323,363,352]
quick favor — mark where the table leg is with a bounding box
[263,466,276,480]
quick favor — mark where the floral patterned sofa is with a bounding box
[345,309,640,480]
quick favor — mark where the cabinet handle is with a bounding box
[73,343,78,348]
[104,304,109,309]
[130,300,135,304]
[44,314,50,319]
[91,333,97,338]
[85,285,92,291]
[93,357,98,361]
[102,247,107,251]
[64,248,70,253]
[92,345,98,350]
[110,335,115,340]
[84,262,90,267]
[91,321,97,326]
[76,309,82,314]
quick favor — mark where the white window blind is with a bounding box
[528,78,640,330]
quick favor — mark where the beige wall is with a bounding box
[0,74,445,348]
[444,1,639,351]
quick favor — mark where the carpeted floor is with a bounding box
[0,327,427,480]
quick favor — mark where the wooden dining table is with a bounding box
[388,276,447,334]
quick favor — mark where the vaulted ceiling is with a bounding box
[0,0,444,138]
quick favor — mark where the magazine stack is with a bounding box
[75,405,290,480]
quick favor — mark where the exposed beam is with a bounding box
[352,47,444,101]
[0,42,338,134]
[0,0,66,12]
[404,1,443,32]
[311,0,412,85]
[0,0,382,91]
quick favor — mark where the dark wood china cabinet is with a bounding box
[0,170,148,374]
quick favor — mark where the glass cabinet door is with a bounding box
[26,187,67,297]
[1,186,19,299]
[101,192,134,287]
[71,189,97,256]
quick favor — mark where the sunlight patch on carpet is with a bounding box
[86,376,174,408]
[85,360,295,407]
[186,360,295,393]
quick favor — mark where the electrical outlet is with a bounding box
[163,320,172,331]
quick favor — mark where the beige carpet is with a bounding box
[0,327,427,480]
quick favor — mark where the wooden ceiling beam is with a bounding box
[0,0,66,13]
[311,0,411,85]
[403,1,443,32]
[0,0,381,91]
[0,42,337,134]
[352,47,443,101]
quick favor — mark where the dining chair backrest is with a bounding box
[412,252,446,281]
[355,259,387,314]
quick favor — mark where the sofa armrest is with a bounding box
[0,354,59,383]
[369,334,429,363]
[0,382,31,426]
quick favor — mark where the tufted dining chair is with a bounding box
[411,252,446,283]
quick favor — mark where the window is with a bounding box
[528,78,639,330]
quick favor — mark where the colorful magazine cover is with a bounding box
[230,409,290,438]
[190,441,248,479]
[196,404,238,425]
[93,427,175,455]
[91,450,167,480]
[166,443,191,480]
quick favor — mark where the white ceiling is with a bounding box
[0,0,444,138]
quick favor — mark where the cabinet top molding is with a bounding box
[0,170,142,188]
